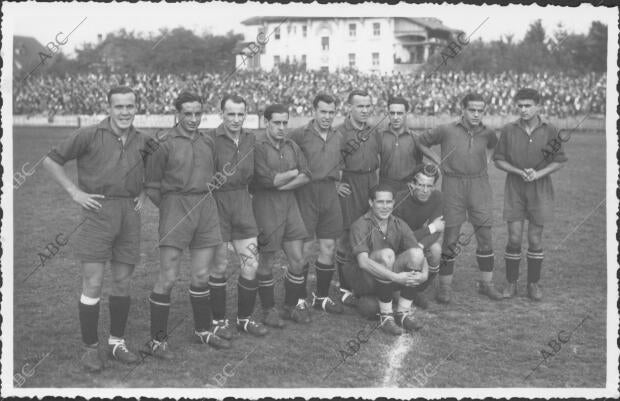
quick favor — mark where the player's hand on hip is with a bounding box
[71,190,104,210]
[336,182,352,197]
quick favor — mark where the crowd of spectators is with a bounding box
[14,69,606,118]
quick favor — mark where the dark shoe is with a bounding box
[108,339,139,364]
[378,314,404,336]
[527,282,542,301]
[394,311,423,331]
[502,281,518,299]
[146,338,174,360]
[194,330,231,349]
[436,282,452,304]
[282,300,311,324]
[237,318,268,336]
[412,292,429,309]
[312,292,344,314]
[212,319,234,340]
[339,288,358,307]
[262,308,285,328]
[80,344,104,372]
[478,281,503,301]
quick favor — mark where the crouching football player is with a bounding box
[342,183,429,335]
[42,86,151,371]
[145,92,230,359]
[252,104,311,325]
[393,163,444,309]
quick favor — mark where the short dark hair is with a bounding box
[264,103,289,121]
[387,96,410,112]
[107,86,137,105]
[408,163,440,184]
[370,183,395,200]
[220,94,247,111]
[461,93,486,108]
[514,88,541,104]
[312,93,337,109]
[347,89,370,104]
[174,91,203,112]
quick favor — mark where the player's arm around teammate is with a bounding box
[344,184,427,335]
[145,92,231,359]
[42,86,152,372]
[493,88,567,301]
[252,104,312,325]
[289,93,345,315]
[418,93,503,304]
[208,95,268,339]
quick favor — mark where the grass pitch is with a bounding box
[11,126,607,388]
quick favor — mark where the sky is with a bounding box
[4,1,612,57]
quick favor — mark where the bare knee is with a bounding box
[191,268,210,287]
[408,247,425,267]
[374,248,396,268]
[428,243,442,265]
[157,269,178,294]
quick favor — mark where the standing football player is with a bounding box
[145,92,230,359]
[378,96,440,192]
[393,163,444,309]
[253,104,311,325]
[418,93,503,303]
[289,93,345,316]
[494,88,567,301]
[42,86,150,371]
[334,90,380,308]
[343,183,428,335]
[209,94,267,338]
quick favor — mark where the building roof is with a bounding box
[13,36,48,77]
[241,16,460,34]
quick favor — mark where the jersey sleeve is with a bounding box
[492,128,509,162]
[47,127,94,165]
[548,126,568,163]
[291,140,312,179]
[487,128,499,149]
[145,137,170,191]
[253,143,277,189]
[350,220,371,256]
[400,220,419,250]
[419,126,443,147]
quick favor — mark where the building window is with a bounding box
[373,23,381,36]
[274,55,280,65]
[302,25,307,37]
[321,36,329,51]
[372,52,380,67]
[274,27,280,40]
[301,54,307,64]
[349,23,356,37]
[349,53,356,68]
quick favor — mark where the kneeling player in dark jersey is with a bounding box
[342,183,429,335]
[393,163,444,308]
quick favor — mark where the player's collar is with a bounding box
[307,119,335,138]
[215,123,247,140]
[456,118,486,133]
[99,117,137,140]
[345,116,368,132]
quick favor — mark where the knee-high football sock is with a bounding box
[237,276,258,319]
[79,295,100,346]
[208,275,227,321]
[109,295,130,339]
[189,285,212,332]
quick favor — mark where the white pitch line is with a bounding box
[381,335,417,387]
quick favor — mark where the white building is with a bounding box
[235,16,462,74]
